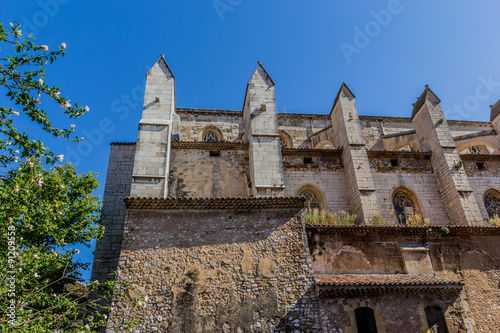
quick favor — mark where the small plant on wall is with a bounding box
[303,209,356,226]
[489,214,500,226]
[406,214,430,226]
[372,214,388,226]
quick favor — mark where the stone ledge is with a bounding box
[125,196,305,210]
[110,142,137,145]
[460,154,500,162]
[367,150,432,159]
[306,225,500,236]
[282,148,342,157]
[374,166,432,173]
[171,141,249,150]
[316,274,462,297]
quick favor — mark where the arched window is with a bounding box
[354,307,378,333]
[201,128,222,142]
[424,306,449,333]
[302,191,320,211]
[392,188,419,226]
[394,144,415,152]
[297,185,324,211]
[484,189,500,218]
[279,130,292,149]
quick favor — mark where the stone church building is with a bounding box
[91,55,500,332]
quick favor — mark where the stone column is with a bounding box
[130,54,176,198]
[411,86,482,226]
[330,83,379,224]
[242,62,285,196]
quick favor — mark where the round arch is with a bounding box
[296,184,326,211]
[279,130,293,149]
[315,140,335,149]
[199,126,223,142]
[457,141,499,154]
[391,144,416,152]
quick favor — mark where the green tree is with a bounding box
[0,22,124,331]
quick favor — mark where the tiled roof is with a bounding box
[171,141,249,150]
[316,274,461,286]
[315,274,463,297]
[124,196,305,211]
[307,225,500,236]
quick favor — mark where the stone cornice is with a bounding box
[176,108,242,117]
[316,273,462,297]
[460,154,500,162]
[125,196,305,211]
[111,142,137,145]
[171,141,249,150]
[281,148,342,157]
[307,225,500,236]
[367,150,432,159]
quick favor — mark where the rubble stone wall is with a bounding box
[107,209,322,333]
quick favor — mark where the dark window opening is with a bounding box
[355,307,378,333]
[393,190,417,226]
[425,306,449,333]
[390,159,399,167]
[484,190,500,218]
[304,157,313,165]
[209,151,220,157]
[477,162,485,170]
[302,191,321,211]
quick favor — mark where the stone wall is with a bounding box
[282,154,350,212]
[318,294,466,333]
[107,208,322,333]
[308,228,500,332]
[169,148,250,197]
[91,143,135,284]
[177,109,243,142]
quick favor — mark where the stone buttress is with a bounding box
[411,86,483,226]
[242,62,285,196]
[130,54,177,198]
[330,83,380,224]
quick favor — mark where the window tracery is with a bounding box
[484,190,500,218]
[392,189,418,226]
[202,128,221,142]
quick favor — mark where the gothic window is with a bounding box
[302,191,321,211]
[202,128,221,142]
[469,145,481,154]
[354,307,378,333]
[424,306,449,333]
[484,190,500,218]
[279,131,292,149]
[392,189,418,226]
[280,136,288,149]
[297,186,324,211]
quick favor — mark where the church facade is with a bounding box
[91,55,500,332]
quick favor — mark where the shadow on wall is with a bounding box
[109,209,322,332]
[169,156,250,198]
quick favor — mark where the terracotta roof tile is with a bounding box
[171,141,248,150]
[315,274,462,287]
[124,196,305,211]
[315,274,463,297]
[307,225,500,236]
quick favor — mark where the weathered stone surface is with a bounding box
[92,57,500,332]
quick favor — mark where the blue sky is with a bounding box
[3,1,500,281]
